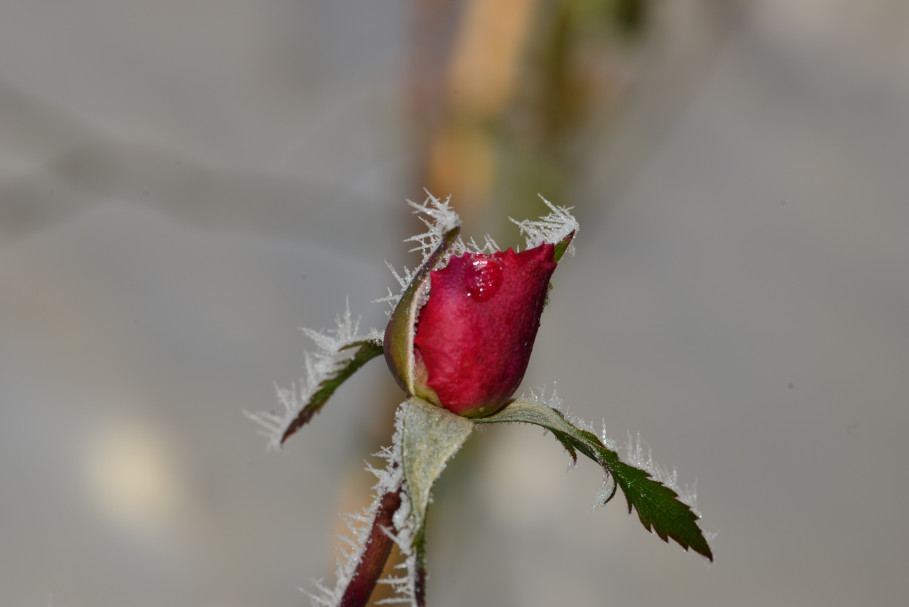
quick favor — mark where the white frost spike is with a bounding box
[245,300,381,450]
[521,384,605,440]
[519,386,701,516]
[625,431,701,517]
[404,191,463,258]
[599,418,617,451]
[522,384,564,413]
[378,191,578,312]
[592,473,617,511]
[510,195,579,253]
[376,191,466,312]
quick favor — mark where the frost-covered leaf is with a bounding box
[477,398,713,561]
[278,339,384,445]
[247,302,384,449]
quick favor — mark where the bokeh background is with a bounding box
[3,1,909,605]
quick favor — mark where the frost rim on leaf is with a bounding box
[519,386,702,518]
[245,301,382,451]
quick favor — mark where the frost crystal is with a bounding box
[592,474,618,511]
[245,301,381,450]
[510,195,579,254]
[375,191,464,312]
[625,431,701,517]
[521,386,701,516]
[403,191,464,260]
[521,385,616,450]
[376,191,577,312]
[523,384,564,413]
[306,402,419,607]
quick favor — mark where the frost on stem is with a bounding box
[245,301,382,450]
[306,403,421,607]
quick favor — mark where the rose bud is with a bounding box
[385,227,573,418]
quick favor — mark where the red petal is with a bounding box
[413,244,557,417]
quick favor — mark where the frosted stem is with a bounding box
[339,486,403,607]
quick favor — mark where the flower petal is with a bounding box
[413,244,557,416]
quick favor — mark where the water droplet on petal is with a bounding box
[464,257,502,301]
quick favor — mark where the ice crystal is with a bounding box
[520,386,702,516]
[592,474,618,511]
[377,191,577,312]
[245,301,381,450]
[624,431,701,517]
[521,385,617,450]
[403,191,465,260]
[510,195,579,254]
[374,192,464,312]
[375,503,418,607]
[374,405,419,607]
[523,383,564,413]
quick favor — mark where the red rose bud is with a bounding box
[414,245,558,416]
[386,239,565,417]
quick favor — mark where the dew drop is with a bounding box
[464,257,502,301]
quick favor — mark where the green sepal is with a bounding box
[476,398,713,561]
[402,397,473,530]
[279,339,384,445]
[552,230,576,263]
[401,397,473,605]
[384,227,460,398]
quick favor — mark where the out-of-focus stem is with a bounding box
[413,527,427,607]
[339,488,403,607]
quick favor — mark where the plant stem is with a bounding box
[413,527,427,607]
[339,488,403,607]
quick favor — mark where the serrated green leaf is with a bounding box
[599,450,713,559]
[279,339,384,445]
[552,429,579,466]
[477,398,713,561]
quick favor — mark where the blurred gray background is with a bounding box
[2,1,908,606]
